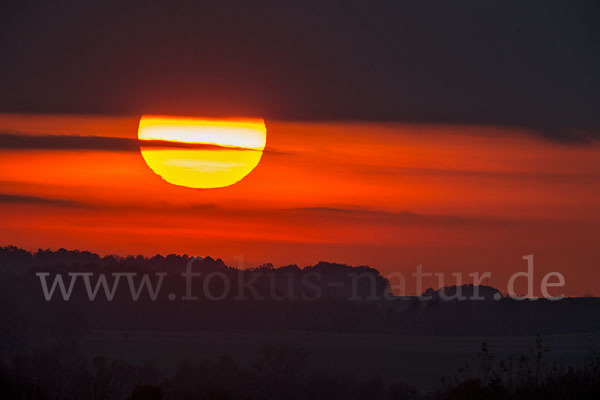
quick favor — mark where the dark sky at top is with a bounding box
[0,0,598,140]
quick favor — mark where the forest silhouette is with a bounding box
[1,246,599,399]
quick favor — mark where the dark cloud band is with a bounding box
[1,1,598,139]
[0,133,261,151]
[0,193,86,208]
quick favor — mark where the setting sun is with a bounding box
[137,115,267,189]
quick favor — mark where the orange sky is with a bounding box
[1,114,599,295]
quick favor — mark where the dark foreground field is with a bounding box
[82,329,600,389]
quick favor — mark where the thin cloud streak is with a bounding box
[0,191,549,228]
[0,193,88,208]
[0,132,273,152]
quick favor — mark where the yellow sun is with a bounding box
[138,115,266,189]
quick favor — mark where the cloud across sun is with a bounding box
[137,115,267,189]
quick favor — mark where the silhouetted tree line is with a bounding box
[1,246,600,337]
[1,247,600,398]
